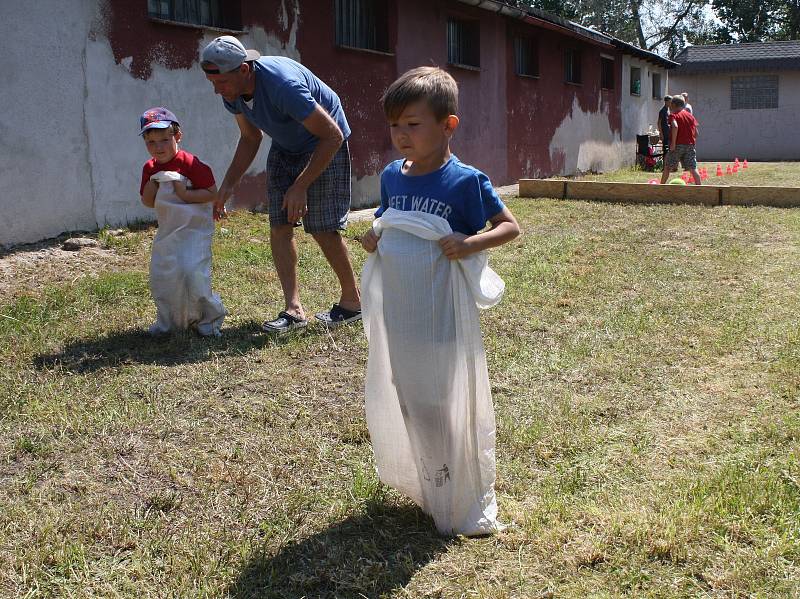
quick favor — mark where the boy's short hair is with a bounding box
[381,66,458,121]
[143,122,181,137]
[663,94,672,101]
[671,96,686,109]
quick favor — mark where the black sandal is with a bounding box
[315,304,362,328]
[262,311,308,334]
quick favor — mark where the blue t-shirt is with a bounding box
[375,156,505,235]
[223,57,351,154]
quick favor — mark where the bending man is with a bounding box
[201,36,361,333]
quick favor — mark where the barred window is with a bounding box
[448,18,480,68]
[335,0,390,53]
[652,72,662,99]
[630,66,641,96]
[148,0,236,29]
[514,37,539,77]
[565,48,581,84]
[731,75,778,109]
[600,57,614,89]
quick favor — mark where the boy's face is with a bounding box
[143,128,181,164]
[388,100,457,163]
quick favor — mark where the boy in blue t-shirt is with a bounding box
[360,67,520,535]
[361,66,519,256]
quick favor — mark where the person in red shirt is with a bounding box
[660,96,701,185]
[139,107,227,336]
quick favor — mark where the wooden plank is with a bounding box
[565,181,721,206]
[518,179,566,199]
[722,186,800,208]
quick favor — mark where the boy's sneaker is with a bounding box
[262,311,308,334]
[315,304,362,328]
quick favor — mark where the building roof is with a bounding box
[672,41,800,74]
[454,0,678,69]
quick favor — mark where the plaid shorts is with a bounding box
[667,144,697,171]
[266,141,351,233]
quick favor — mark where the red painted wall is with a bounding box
[505,22,622,179]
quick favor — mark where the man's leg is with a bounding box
[270,224,304,319]
[311,231,360,311]
[660,160,672,184]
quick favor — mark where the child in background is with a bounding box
[139,107,226,336]
[360,67,519,536]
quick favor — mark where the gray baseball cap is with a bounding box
[200,36,260,74]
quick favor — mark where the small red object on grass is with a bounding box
[716,164,723,176]
[726,165,732,175]
[743,159,748,169]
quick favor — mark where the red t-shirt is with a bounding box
[140,149,215,195]
[669,110,698,146]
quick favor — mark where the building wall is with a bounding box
[0,0,661,246]
[621,55,669,155]
[506,25,624,178]
[670,71,800,161]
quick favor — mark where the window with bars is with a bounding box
[600,57,614,89]
[335,0,390,53]
[148,0,237,29]
[564,48,581,84]
[447,18,480,68]
[731,75,779,109]
[630,66,641,96]
[514,37,539,77]
[652,72,662,99]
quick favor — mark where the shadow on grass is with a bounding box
[228,501,454,599]
[32,321,328,372]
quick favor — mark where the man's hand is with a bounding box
[361,229,380,253]
[438,232,474,260]
[282,183,308,224]
[214,182,232,220]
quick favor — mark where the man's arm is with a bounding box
[217,113,263,212]
[282,104,344,223]
[670,121,678,149]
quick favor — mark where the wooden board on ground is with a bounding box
[722,186,800,208]
[518,179,800,208]
[565,181,721,206]
[519,179,566,199]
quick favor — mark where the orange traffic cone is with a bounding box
[743,159,748,169]
[734,157,740,167]
[716,164,723,177]
[733,163,739,173]
[726,165,732,175]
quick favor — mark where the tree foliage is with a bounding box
[508,0,798,58]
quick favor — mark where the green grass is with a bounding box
[556,161,800,187]
[1,195,800,597]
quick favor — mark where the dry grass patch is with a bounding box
[1,201,799,597]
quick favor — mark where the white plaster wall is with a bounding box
[549,97,626,175]
[670,71,800,161]
[0,0,97,247]
[621,56,669,158]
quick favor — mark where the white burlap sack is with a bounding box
[148,171,226,336]
[361,208,505,536]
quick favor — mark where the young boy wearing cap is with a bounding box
[200,35,361,334]
[139,107,227,336]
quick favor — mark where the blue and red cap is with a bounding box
[139,107,179,135]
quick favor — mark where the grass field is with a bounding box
[558,161,800,187]
[2,191,800,597]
